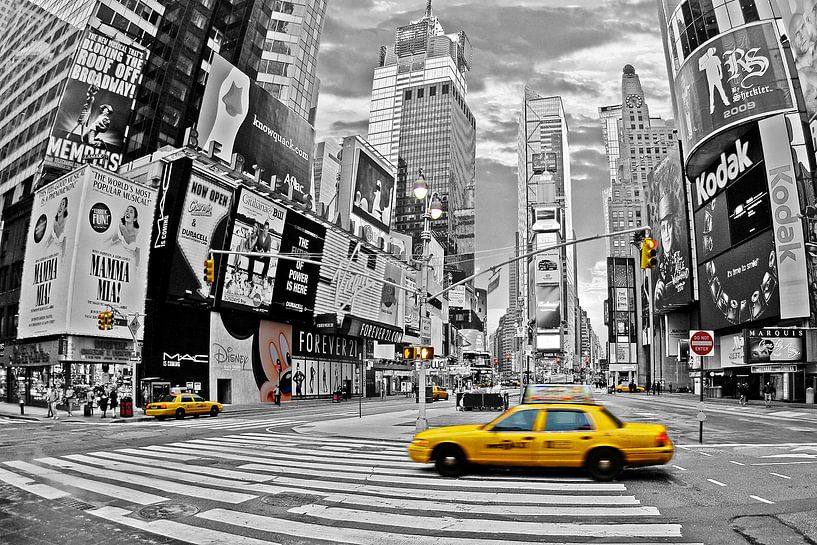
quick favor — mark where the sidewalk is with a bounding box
[624,391,817,410]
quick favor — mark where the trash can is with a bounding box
[807,387,815,404]
[120,397,133,418]
[83,403,94,417]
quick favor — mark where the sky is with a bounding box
[312,0,675,345]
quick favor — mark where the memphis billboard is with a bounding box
[196,54,315,205]
[674,22,795,160]
[46,29,146,173]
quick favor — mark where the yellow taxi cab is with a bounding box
[144,394,223,420]
[432,385,449,401]
[614,383,646,393]
[408,384,672,481]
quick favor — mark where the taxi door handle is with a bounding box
[523,436,534,441]
[581,436,592,440]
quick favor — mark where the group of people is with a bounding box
[44,383,120,419]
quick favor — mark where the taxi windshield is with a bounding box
[600,406,624,428]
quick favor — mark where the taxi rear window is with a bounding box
[599,407,624,428]
[159,395,176,402]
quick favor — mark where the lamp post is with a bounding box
[414,168,443,433]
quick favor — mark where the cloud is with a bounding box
[327,118,370,136]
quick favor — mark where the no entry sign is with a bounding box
[689,330,715,357]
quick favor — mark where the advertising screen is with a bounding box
[352,149,394,233]
[646,146,693,311]
[535,284,561,331]
[220,188,286,312]
[744,328,805,364]
[46,29,146,173]
[775,0,817,120]
[534,249,561,285]
[18,166,156,339]
[697,230,779,329]
[726,167,771,246]
[196,54,315,204]
[674,22,795,158]
[270,209,325,320]
[694,197,731,261]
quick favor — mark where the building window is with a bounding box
[442,84,449,94]
[739,0,760,22]
[429,86,436,96]
[417,88,424,99]
[405,90,412,100]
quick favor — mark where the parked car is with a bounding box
[144,394,223,420]
[614,383,646,393]
[432,385,449,401]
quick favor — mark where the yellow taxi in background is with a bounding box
[614,383,646,393]
[144,394,223,420]
[408,384,673,481]
[432,385,449,401]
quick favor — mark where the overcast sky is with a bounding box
[313,0,675,344]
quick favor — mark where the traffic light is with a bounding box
[418,346,434,360]
[104,311,114,330]
[403,346,417,360]
[98,310,113,331]
[640,237,658,269]
[97,312,105,330]
[203,257,215,283]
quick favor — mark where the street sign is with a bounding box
[516,327,526,338]
[128,316,141,338]
[696,411,707,421]
[689,330,715,357]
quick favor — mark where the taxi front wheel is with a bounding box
[586,448,623,481]
[434,445,466,477]
[175,408,185,420]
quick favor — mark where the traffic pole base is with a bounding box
[415,417,428,433]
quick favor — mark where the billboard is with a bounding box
[674,22,795,158]
[744,328,805,364]
[646,146,693,311]
[775,0,817,120]
[196,54,314,204]
[19,166,156,339]
[352,148,395,233]
[530,204,560,233]
[698,230,779,329]
[220,188,286,312]
[46,29,146,173]
[535,284,561,331]
[534,249,560,284]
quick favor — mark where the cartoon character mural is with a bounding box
[253,321,293,403]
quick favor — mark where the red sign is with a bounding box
[689,330,715,356]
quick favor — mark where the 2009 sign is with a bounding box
[723,101,756,119]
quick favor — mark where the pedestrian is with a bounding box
[273,383,281,406]
[738,383,747,406]
[109,387,118,419]
[98,388,109,418]
[762,382,773,408]
[657,382,662,396]
[669,383,673,393]
[64,386,75,417]
[380,379,386,399]
[45,385,58,419]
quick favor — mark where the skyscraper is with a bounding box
[313,138,341,219]
[366,1,475,278]
[516,89,578,370]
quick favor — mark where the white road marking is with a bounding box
[3,460,167,505]
[761,454,817,459]
[35,457,256,504]
[93,451,273,482]
[0,466,69,500]
[677,442,817,448]
[89,506,281,545]
[752,461,817,466]
[750,495,775,505]
[699,452,713,457]
[118,446,202,461]
[707,479,727,487]
[729,460,745,466]
[769,472,791,479]
[287,504,682,537]
[198,508,699,544]
[672,465,687,471]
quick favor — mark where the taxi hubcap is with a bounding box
[441,456,457,466]
[598,458,612,471]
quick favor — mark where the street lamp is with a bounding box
[415,168,443,432]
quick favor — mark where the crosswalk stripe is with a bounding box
[180,439,409,463]
[238,432,407,449]
[199,508,700,545]
[234,462,626,492]
[89,506,281,545]
[98,451,273,482]
[35,457,256,504]
[3,460,167,505]
[0,466,69,500]
[288,504,682,537]
[310,493,661,517]
[162,418,304,430]
[116,447,202,461]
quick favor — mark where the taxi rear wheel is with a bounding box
[210,406,219,417]
[175,408,185,420]
[586,448,623,481]
[434,445,466,477]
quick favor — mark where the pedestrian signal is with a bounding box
[419,346,434,360]
[640,237,658,269]
[403,346,417,360]
[203,258,215,283]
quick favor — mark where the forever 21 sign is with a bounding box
[293,327,363,362]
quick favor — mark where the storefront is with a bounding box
[6,339,64,407]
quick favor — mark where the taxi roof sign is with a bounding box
[522,384,595,405]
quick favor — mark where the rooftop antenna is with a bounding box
[426,0,432,17]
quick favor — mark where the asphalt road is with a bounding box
[0,392,814,544]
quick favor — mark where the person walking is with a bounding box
[63,386,75,417]
[109,387,118,419]
[273,383,281,406]
[45,386,58,419]
[763,382,773,408]
[98,388,109,418]
[738,383,748,406]
[657,382,662,396]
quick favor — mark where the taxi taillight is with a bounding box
[160,404,167,409]
[656,430,669,447]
